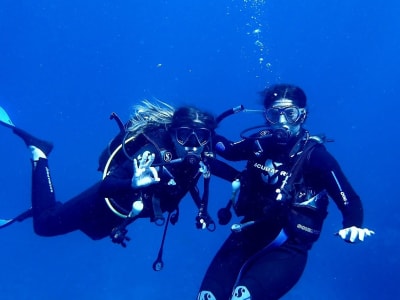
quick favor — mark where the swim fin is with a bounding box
[0,208,32,229]
[0,105,53,155]
[0,105,15,129]
[0,107,34,229]
[0,106,46,229]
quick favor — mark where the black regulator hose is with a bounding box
[214,105,244,225]
[216,105,245,124]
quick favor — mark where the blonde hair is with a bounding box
[127,99,176,138]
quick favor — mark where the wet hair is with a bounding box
[170,106,217,131]
[127,99,175,138]
[262,84,307,108]
[126,100,217,142]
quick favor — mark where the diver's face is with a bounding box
[264,99,306,143]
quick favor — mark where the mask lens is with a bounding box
[175,127,192,145]
[194,128,211,145]
[175,127,211,146]
[265,108,281,123]
[265,106,301,124]
[283,107,300,123]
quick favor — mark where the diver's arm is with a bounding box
[307,146,375,243]
[214,134,253,161]
[99,159,135,197]
[209,158,241,182]
[100,143,160,196]
[308,146,363,228]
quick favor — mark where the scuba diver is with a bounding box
[0,100,238,270]
[197,84,375,300]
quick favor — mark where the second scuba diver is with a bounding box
[197,83,375,300]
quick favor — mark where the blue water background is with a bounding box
[0,1,398,299]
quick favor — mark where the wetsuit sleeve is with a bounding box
[209,158,241,182]
[214,134,253,161]
[99,143,156,197]
[99,158,134,197]
[307,145,364,228]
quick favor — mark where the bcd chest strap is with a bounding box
[275,133,325,203]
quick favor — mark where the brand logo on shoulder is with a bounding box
[163,151,173,162]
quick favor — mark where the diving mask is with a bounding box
[174,127,211,147]
[265,106,305,125]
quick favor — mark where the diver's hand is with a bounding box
[335,226,375,243]
[132,151,160,188]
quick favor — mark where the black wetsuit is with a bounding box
[31,129,237,241]
[199,131,363,300]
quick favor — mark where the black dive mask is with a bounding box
[174,127,211,147]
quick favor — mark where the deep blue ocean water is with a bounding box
[0,1,398,299]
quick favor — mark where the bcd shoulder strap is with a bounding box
[276,134,325,202]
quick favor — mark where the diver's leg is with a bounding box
[31,158,112,238]
[11,128,57,234]
[12,128,78,236]
[197,233,249,300]
[233,241,308,300]
[30,157,82,236]
[15,128,115,238]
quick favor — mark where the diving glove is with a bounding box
[336,226,375,243]
[132,151,160,188]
